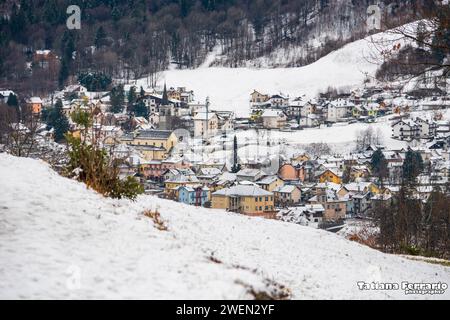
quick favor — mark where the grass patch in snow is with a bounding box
[143,209,168,231]
[206,252,291,300]
[401,256,450,268]
[236,279,291,300]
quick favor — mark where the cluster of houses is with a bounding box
[113,129,450,228]
[138,140,449,228]
[2,80,450,231]
[249,89,450,130]
[391,116,450,142]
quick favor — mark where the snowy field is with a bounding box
[136,27,408,117]
[177,114,408,168]
[0,153,449,299]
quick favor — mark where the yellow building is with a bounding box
[256,176,284,192]
[291,153,310,163]
[212,185,275,218]
[250,90,269,103]
[318,169,342,184]
[339,182,380,196]
[121,130,178,161]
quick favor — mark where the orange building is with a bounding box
[28,97,43,114]
[278,164,305,182]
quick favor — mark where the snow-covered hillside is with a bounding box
[0,153,449,299]
[138,26,408,117]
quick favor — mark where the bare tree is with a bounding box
[0,103,40,157]
[368,1,450,85]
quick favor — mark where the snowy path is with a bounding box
[0,154,449,299]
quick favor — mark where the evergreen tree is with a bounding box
[47,99,70,142]
[402,148,424,185]
[95,26,107,48]
[127,86,137,108]
[110,85,125,113]
[111,6,121,23]
[132,101,149,118]
[371,149,388,185]
[6,93,18,107]
[58,58,69,88]
[231,135,241,173]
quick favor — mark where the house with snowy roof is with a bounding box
[256,175,284,192]
[178,185,210,207]
[261,109,287,129]
[325,99,354,123]
[415,117,438,139]
[164,174,201,199]
[27,97,43,114]
[211,185,275,218]
[392,119,420,141]
[317,169,342,184]
[193,112,218,138]
[268,94,289,108]
[236,168,263,182]
[273,185,301,207]
[308,185,346,221]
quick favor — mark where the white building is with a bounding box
[392,120,420,141]
[415,117,438,139]
[193,112,218,138]
[261,109,287,129]
[326,99,354,123]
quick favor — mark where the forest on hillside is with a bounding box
[0,0,435,96]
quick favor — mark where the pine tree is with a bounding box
[127,86,136,108]
[95,26,107,48]
[58,58,69,88]
[47,99,70,142]
[402,148,424,185]
[371,149,388,185]
[132,101,149,118]
[110,85,125,113]
[231,135,241,173]
[6,93,18,107]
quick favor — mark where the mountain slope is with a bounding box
[144,24,410,116]
[0,153,449,299]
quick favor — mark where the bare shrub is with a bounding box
[143,209,168,231]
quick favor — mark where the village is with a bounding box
[1,56,450,232]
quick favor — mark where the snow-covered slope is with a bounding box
[138,26,406,117]
[0,153,449,299]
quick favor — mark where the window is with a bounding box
[255,197,258,202]
[265,196,268,201]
